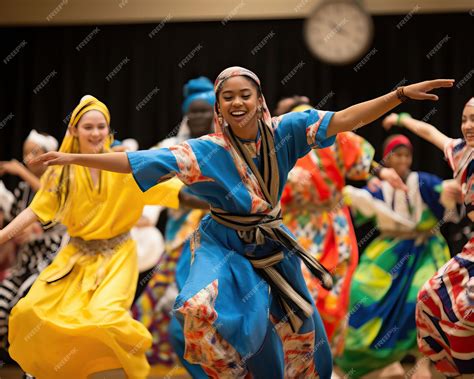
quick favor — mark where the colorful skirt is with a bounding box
[416,236,474,376]
[172,215,332,379]
[336,234,450,377]
[132,209,206,366]
[0,225,64,347]
[169,242,208,378]
[8,236,151,379]
[131,246,180,366]
[290,206,358,355]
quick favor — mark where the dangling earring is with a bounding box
[257,106,263,119]
[218,113,224,125]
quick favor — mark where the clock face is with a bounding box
[304,0,374,65]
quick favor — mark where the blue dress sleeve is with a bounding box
[127,148,179,192]
[275,109,336,159]
[418,172,444,220]
[127,140,210,192]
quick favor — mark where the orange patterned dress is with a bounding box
[281,132,374,354]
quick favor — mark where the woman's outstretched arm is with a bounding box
[382,113,450,151]
[326,79,454,137]
[31,152,132,173]
[0,207,38,245]
[0,160,41,191]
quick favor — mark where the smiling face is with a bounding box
[385,146,413,180]
[71,110,109,154]
[461,104,474,147]
[217,76,263,140]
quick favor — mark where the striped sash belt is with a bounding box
[211,205,333,332]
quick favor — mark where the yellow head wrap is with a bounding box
[59,95,112,153]
[40,95,112,226]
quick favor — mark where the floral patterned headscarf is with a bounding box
[213,66,272,133]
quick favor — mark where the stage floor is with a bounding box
[0,363,445,378]
[0,364,191,378]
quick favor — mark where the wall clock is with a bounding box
[304,0,374,65]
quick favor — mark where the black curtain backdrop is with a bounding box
[0,12,473,184]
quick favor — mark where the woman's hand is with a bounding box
[440,179,462,213]
[12,222,43,245]
[442,179,462,203]
[379,167,408,192]
[0,208,38,246]
[403,79,454,101]
[366,177,382,192]
[382,113,399,131]
[0,160,25,176]
[30,151,72,166]
[13,224,35,245]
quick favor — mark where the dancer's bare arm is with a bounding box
[0,208,38,245]
[382,113,449,151]
[31,152,132,174]
[327,79,454,137]
[0,160,41,191]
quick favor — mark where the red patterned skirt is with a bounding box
[416,237,474,376]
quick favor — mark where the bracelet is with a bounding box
[397,112,411,127]
[370,161,383,178]
[396,86,410,103]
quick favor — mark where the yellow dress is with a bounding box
[8,165,182,379]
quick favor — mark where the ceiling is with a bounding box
[1,0,473,26]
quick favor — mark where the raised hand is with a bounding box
[0,160,24,176]
[382,113,399,131]
[366,176,383,192]
[404,79,454,101]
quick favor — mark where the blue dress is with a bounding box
[127,109,335,378]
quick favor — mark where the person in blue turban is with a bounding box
[181,76,215,139]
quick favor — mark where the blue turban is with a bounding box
[182,76,216,114]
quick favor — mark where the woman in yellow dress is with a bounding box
[0,96,183,379]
